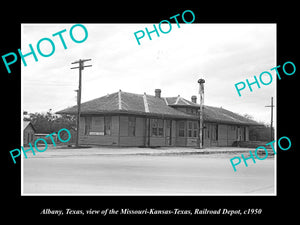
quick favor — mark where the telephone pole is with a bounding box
[71,59,92,147]
[198,78,205,149]
[265,96,274,141]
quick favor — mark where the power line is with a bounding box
[24,83,77,87]
[24,79,77,83]
[24,80,77,86]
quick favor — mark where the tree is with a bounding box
[27,109,76,133]
[249,124,274,141]
[28,111,50,133]
[23,111,30,121]
[51,114,76,132]
[243,113,254,120]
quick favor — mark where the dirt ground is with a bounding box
[22,146,275,195]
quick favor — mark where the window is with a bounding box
[104,116,111,135]
[84,117,91,135]
[183,107,199,115]
[207,124,210,138]
[187,121,198,137]
[151,119,164,137]
[178,121,185,137]
[152,119,157,136]
[185,108,198,115]
[128,116,136,136]
[211,124,218,141]
[188,122,192,137]
[84,116,111,135]
[166,120,171,128]
[158,126,163,136]
[193,121,198,137]
[193,130,198,138]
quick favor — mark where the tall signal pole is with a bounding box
[71,59,92,147]
[198,78,205,149]
[265,96,274,141]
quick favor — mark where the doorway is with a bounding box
[165,120,172,146]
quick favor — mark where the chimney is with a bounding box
[155,89,161,98]
[191,95,197,103]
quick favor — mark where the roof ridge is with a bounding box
[175,95,180,104]
[143,93,150,113]
[163,97,169,105]
[180,97,191,105]
[115,90,145,97]
[118,89,122,110]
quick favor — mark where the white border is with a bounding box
[20,23,277,196]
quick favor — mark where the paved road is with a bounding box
[22,147,275,195]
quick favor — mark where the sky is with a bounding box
[22,23,276,124]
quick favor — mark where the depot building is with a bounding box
[57,89,260,148]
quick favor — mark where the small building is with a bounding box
[57,127,77,145]
[33,129,76,146]
[23,121,36,146]
[34,133,56,144]
[57,89,261,148]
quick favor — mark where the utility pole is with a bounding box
[71,59,92,147]
[265,96,274,141]
[198,78,205,149]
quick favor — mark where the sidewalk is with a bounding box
[27,145,264,157]
[22,144,276,159]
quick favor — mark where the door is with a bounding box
[176,121,186,146]
[165,120,172,146]
[203,123,210,147]
[237,126,245,141]
[211,124,218,146]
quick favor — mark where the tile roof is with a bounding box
[202,105,259,125]
[165,96,199,107]
[56,90,260,125]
